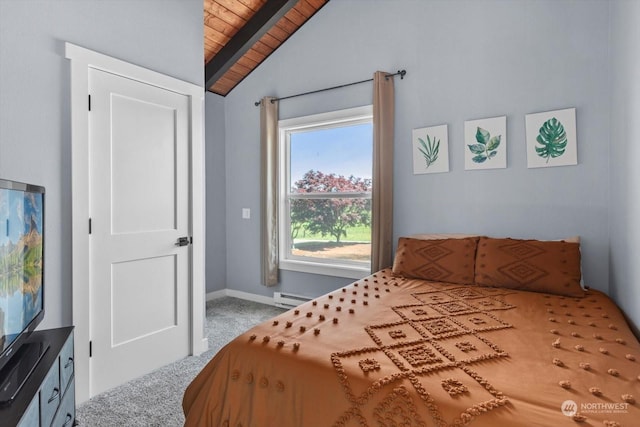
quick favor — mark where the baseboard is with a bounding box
[205,289,227,301]
[206,289,275,306]
[197,337,209,354]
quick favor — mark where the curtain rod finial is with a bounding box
[398,70,406,79]
[254,100,262,106]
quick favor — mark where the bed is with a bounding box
[183,236,640,426]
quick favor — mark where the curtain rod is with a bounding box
[254,69,406,106]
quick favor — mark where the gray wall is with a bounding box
[0,0,203,330]
[609,0,640,333]
[221,0,611,299]
[205,93,227,292]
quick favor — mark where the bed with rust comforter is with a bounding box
[183,237,640,426]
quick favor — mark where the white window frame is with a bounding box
[278,105,373,279]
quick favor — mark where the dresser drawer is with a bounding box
[39,361,61,427]
[51,381,75,427]
[59,334,74,393]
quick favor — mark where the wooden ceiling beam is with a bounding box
[205,0,299,90]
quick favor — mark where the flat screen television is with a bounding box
[0,179,45,379]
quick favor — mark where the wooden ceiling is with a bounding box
[204,0,329,96]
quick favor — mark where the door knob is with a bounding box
[176,236,190,246]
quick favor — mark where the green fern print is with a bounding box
[467,127,501,163]
[535,117,567,163]
[417,135,439,168]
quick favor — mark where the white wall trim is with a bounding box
[65,42,206,403]
[206,289,275,306]
[205,289,227,301]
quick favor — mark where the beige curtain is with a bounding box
[260,96,279,286]
[371,71,395,272]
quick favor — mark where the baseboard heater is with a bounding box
[273,292,312,309]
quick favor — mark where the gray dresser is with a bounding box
[0,327,75,427]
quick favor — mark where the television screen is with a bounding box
[0,180,44,368]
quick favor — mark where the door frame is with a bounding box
[65,43,207,403]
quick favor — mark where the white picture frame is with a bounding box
[525,108,577,168]
[412,124,449,174]
[464,116,507,170]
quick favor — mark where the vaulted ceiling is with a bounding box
[204,0,329,96]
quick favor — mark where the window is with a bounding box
[278,105,373,279]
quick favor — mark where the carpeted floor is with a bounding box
[75,297,286,426]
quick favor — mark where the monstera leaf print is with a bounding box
[467,127,501,163]
[418,135,439,168]
[535,117,567,163]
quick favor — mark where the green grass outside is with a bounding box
[293,224,372,243]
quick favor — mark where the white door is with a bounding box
[88,68,191,396]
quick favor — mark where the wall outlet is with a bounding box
[242,208,251,219]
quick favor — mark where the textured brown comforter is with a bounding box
[183,270,640,426]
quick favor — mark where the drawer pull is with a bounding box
[48,387,60,404]
[64,357,74,369]
[63,413,74,427]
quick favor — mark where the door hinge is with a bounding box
[89,218,92,234]
[88,94,91,111]
[89,341,92,358]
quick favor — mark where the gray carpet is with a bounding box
[75,297,286,426]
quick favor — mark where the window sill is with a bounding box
[279,259,370,280]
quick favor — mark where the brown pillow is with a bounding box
[474,237,584,297]
[392,237,479,285]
